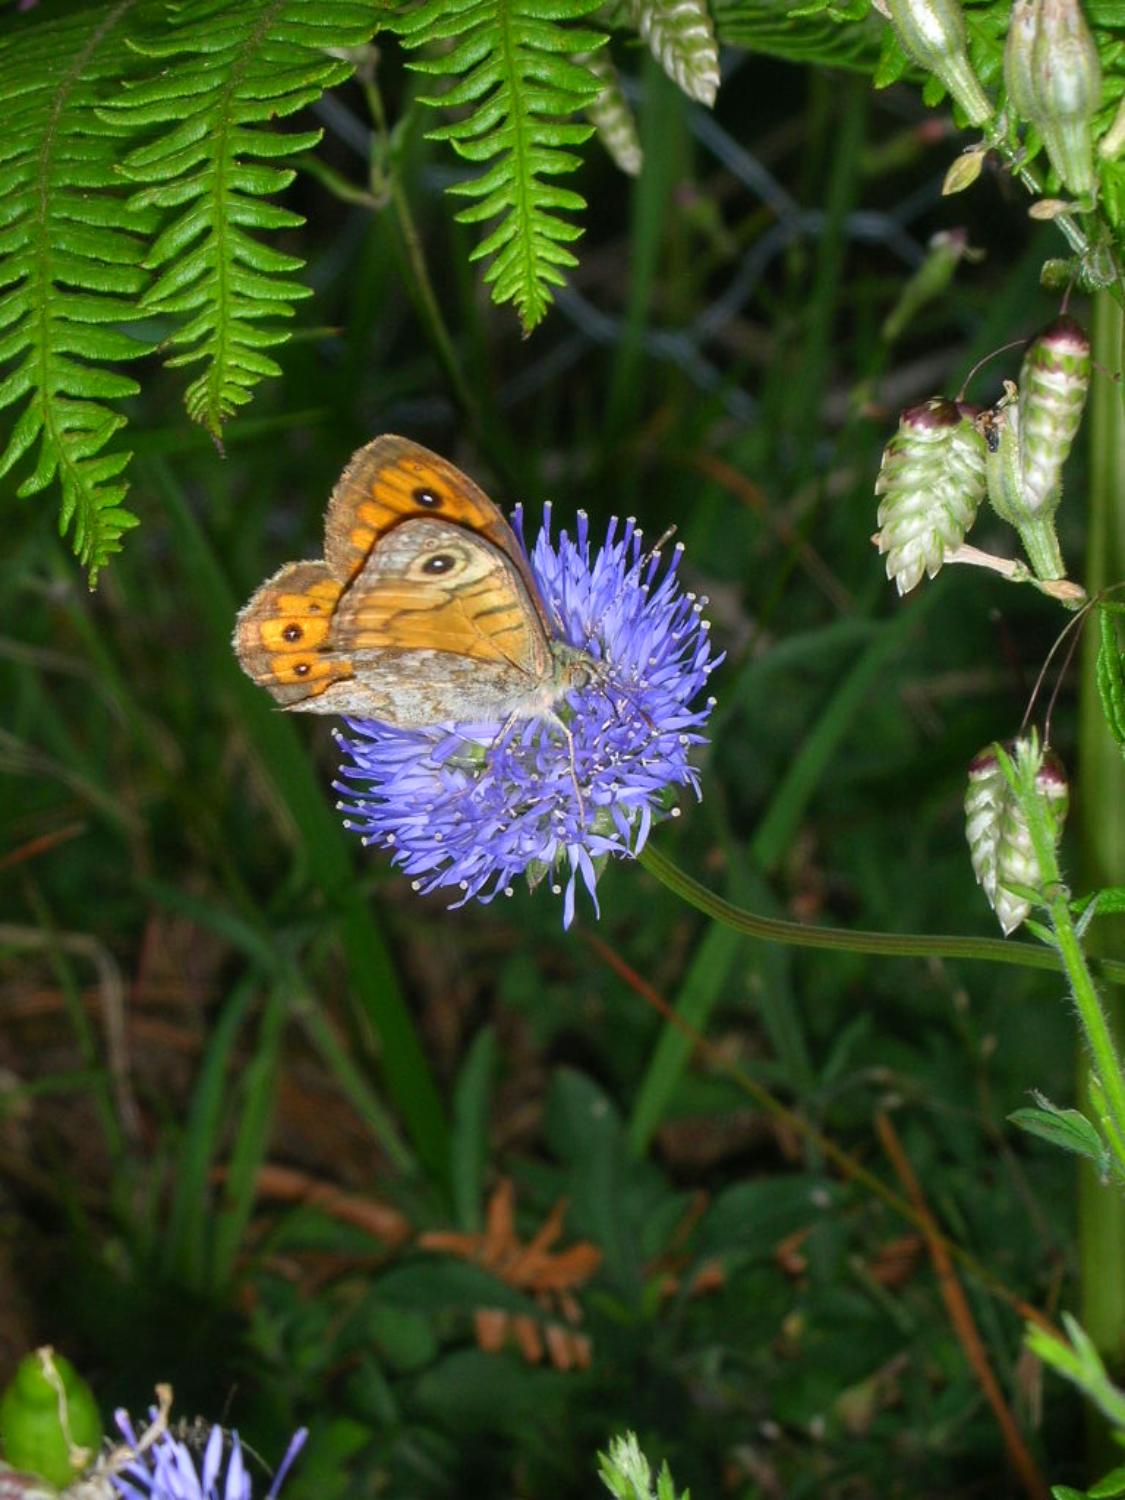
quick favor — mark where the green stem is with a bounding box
[1079,289,1125,1392]
[1015,746,1125,1164]
[638,841,1125,983]
[1017,518,1066,582]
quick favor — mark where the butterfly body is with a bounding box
[235,436,594,732]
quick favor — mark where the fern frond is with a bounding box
[396,0,607,333]
[628,0,721,106]
[582,51,643,175]
[711,0,885,73]
[99,0,375,437]
[0,4,155,582]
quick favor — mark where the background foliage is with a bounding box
[1,0,1123,1496]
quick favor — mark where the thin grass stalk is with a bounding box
[605,59,686,440]
[150,457,450,1182]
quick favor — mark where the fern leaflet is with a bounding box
[98,0,375,437]
[0,4,154,582]
[396,0,607,333]
[711,0,885,73]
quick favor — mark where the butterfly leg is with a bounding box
[449,712,587,827]
[542,709,586,828]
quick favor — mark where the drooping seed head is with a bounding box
[965,737,1068,934]
[874,397,988,594]
[1018,314,1091,513]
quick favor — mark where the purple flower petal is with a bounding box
[108,1418,304,1500]
[334,508,719,923]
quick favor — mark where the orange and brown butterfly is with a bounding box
[233,435,595,728]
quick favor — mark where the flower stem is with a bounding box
[1016,518,1066,581]
[1078,288,1125,1394]
[638,841,1125,984]
[1014,748,1125,1167]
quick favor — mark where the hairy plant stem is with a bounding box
[1079,290,1125,1394]
[638,842,1125,983]
[1011,748,1125,1167]
[1016,518,1066,582]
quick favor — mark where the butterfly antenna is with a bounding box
[644,524,678,559]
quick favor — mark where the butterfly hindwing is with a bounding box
[234,435,563,728]
[332,518,544,671]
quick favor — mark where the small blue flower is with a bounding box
[110,1416,307,1500]
[333,507,719,925]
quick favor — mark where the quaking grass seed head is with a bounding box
[1018,314,1092,512]
[874,397,988,594]
[965,738,1068,934]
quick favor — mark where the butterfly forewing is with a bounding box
[323,436,549,629]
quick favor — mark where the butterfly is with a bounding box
[234,434,596,738]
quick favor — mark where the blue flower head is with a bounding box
[333,507,719,925]
[110,1415,307,1500]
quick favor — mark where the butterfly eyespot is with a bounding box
[413,486,442,509]
[282,623,303,642]
[293,662,311,677]
[421,552,458,575]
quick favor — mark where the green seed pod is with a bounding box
[1004,0,1041,121]
[1029,0,1102,195]
[981,387,1025,528]
[1018,314,1091,511]
[965,740,1068,934]
[0,1350,102,1490]
[980,383,1067,580]
[875,397,988,594]
[884,0,994,124]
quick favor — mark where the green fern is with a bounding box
[395,0,607,333]
[0,4,155,582]
[98,0,375,438]
[711,0,885,73]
